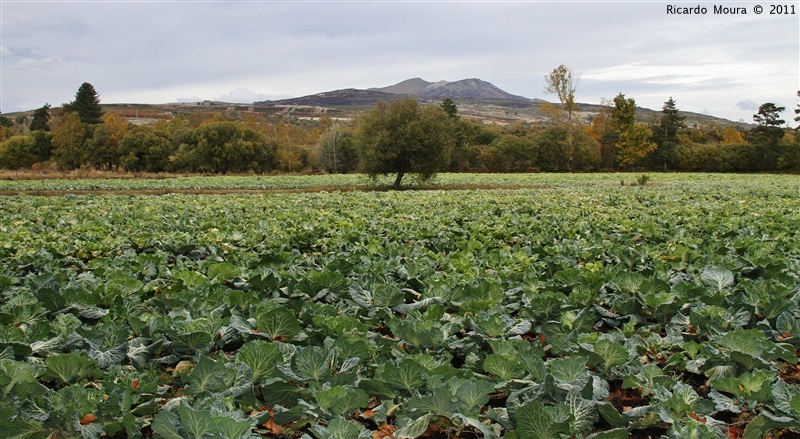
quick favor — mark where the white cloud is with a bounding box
[11,55,65,70]
[736,100,759,111]
[215,87,272,103]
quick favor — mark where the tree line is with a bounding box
[1,80,799,186]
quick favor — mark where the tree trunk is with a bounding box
[392,172,405,190]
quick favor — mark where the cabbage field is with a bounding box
[1,174,799,438]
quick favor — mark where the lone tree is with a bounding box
[543,64,580,121]
[749,102,785,145]
[64,82,103,124]
[356,98,455,189]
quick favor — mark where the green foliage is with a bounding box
[0,135,38,169]
[172,121,276,174]
[749,102,787,147]
[51,111,86,170]
[64,82,103,125]
[29,104,52,132]
[356,98,455,189]
[611,93,636,133]
[119,126,174,172]
[653,97,686,170]
[151,403,252,439]
[0,174,799,437]
[440,98,459,120]
[489,134,536,172]
[42,353,97,385]
[514,401,571,438]
[316,126,358,173]
[617,122,657,168]
[535,125,601,171]
[660,97,686,139]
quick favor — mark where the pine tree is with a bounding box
[29,104,52,131]
[749,102,785,146]
[660,97,686,139]
[64,82,103,124]
[656,97,686,170]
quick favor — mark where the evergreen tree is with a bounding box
[746,102,786,171]
[749,102,785,146]
[29,104,52,131]
[660,97,686,139]
[440,98,459,120]
[64,82,103,124]
[655,97,686,170]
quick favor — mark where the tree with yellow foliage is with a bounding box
[51,112,86,170]
[87,112,129,170]
[721,126,745,144]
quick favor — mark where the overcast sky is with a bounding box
[2,1,798,125]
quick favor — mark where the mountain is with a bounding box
[65,78,742,130]
[252,77,747,128]
[259,89,405,107]
[255,77,532,108]
[369,78,530,101]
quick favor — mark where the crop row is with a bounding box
[1,176,799,438]
[1,172,796,192]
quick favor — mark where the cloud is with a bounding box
[736,100,759,111]
[216,87,274,103]
[1,0,796,123]
[12,55,66,70]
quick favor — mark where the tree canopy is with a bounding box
[64,82,103,124]
[51,112,86,170]
[611,93,636,133]
[654,97,687,170]
[356,98,455,189]
[749,102,786,146]
[543,65,580,121]
[29,104,52,131]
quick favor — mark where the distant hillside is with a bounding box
[369,78,531,101]
[258,89,405,108]
[253,77,746,128]
[0,77,743,129]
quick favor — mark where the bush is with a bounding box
[489,134,537,172]
[0,135,38,169]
